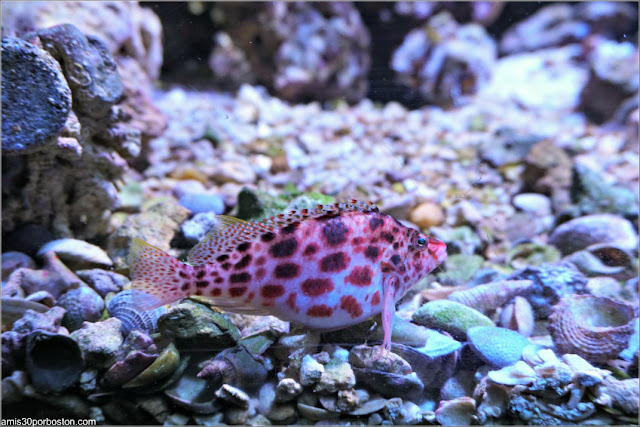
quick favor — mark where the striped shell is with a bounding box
[107,290,167,335]
[448,279,533,315]
[548,295,635,363]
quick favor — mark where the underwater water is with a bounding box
[1,1,639,425]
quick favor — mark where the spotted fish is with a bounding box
[129,200,447,350]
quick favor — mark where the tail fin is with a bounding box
[129,238,191,310]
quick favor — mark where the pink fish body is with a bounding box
[130,200,446,350]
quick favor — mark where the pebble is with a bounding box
[467,326,531,368]
[1,252,36,280]
[299,354,324,386]
[314,359,356,394]
[37,239,113,266]
[412,300,495,341]
[181,212,218,244]
[512,193,552,216]
[178,192,225,215]
[70,317,124,369]
[409,202,445,229]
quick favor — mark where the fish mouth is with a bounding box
[428,237,447,262]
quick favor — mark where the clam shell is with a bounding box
[37,239,113,266]
[107,290,166,335]
[548,295,636,363]
[123,343,181,389]
[498,296,535,337]
[26,330,84,393]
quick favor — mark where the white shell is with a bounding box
[487,361,536,386]
[37,239,112,266]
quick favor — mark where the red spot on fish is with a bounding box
[237,242,251,252]
[403,275,410,283]
[229,287,247,297]
[319,252,350,272]
[269,238,298,258]
[301,278,334,296]
[245,292,255,303]
[340,295,363,318]
[261,284,285,298]
[234,254,252,270]
[369,216,383,231]
[181,283,189,291]
[255,256,266,266]
[364,246,380,261]
[286,292,298,311]
[323,220,349,246]
[196,270,205,279]
[256,267,266,279]
[230,272,251,283]
[303,243,318,256]
[214,277,224,284]
[274,263,300,278]
[307,304,333,317]
[345,265,373,286]
[195,280,208,288]
[371,291,381,306]
[352,236,364,245]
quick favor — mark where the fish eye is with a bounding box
[414,236,428,251]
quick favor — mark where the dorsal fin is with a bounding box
[187,199,379,266]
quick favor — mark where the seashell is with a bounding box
[215,384,250,408]
[547,295,635,363]
[414,329,462,358]
[412,299,494,341]
[24,290,56,307]
[107,290,166,335]
[165,354,221,414]
[197,345,269,389]
[434,396,477,426]
[25,330,84,393]
[498,296,535,337]
[565,250,627,276]
[102,350,157,388]
[123,343,180,389]
[548,214,638,255]
[587,244,633,269]
[521,344,552,366]
[448,279,534,315]
[57,286,105,332]
[37,239,113,266]
[2,297,48,330]
[487,361,537,386]
[468,326,531,368]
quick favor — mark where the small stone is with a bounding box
[314,359,356,394]
[276,378,302,402]
[178,192,225,215]
[468,326,531,368]
[210,161,256,184]
[412,300,494,341]
[181,212,218,244]
[1,252,36,281]
[300,354,324,386]
[56,286,105,331]
[409,202,445,229]
[512,193,552,216]
[75,269,128,298]
[266,403,297,424]
[70,317,123,368]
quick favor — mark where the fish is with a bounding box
[129,199,447,351]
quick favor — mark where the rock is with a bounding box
[467,326,531,368]
[391,11,496,107]
[12,305,66,335]
[409,202,445,229]
[1,37,71,155]
[412,300,494,341]
[1,252,36,281]
[275,378,303,403]
[56,286,105,332]
[314,359,356,394]
[157,301,240,350]
[70,317,124,368]
[512,193,552,216]
[299,354,325,386]
[75,269,129,297]
[178,193,225,215]
[439,254,485,284]
[548,214,638,255]
[180,211,218,244]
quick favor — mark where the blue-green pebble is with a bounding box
[467,326,531,368]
